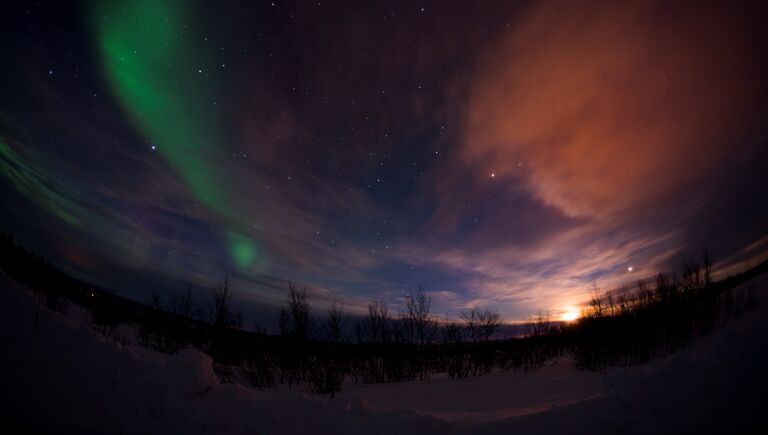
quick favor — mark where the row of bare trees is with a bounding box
[570,249,758,370]
[3,232,761,398]
[203,284,513,393]
[269,284,504,347]
[135,251,760,394]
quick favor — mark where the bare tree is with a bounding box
[460,306,502,342]
[443,321,465,344]
[682,257,702,291]
[211,276,241,329]
[617,291,631,316]
[528,311,554,336]
[606,291,617,317]
[171,286,193,317]
[278,283,312,341]
[356,299,390,344]
[589,281,604,317]
[399,285,438,345]
[325,303,347,343]
[636,280,653,311]
[655,272,672,302]
[702,246,712,287]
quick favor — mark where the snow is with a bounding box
[1,272,766,434]
[334,357,604,423]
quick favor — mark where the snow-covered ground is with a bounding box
[335,357,603,423]
[2,273,766,434]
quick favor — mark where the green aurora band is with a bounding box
[91,0,257,270]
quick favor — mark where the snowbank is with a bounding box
[1,273,766,434]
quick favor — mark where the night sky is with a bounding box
[1,0,767,325]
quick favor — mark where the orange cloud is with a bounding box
[461,0,765,219]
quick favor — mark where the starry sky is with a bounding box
[1,0,767,325]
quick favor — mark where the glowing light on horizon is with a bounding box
[561,308,580,322]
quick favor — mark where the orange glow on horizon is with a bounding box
[561,308,580,322]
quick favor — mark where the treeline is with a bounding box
[0,232,764,396]
[205,283,539,395]
[567,250,763,370]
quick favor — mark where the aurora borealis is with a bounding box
[94,0,258,269]
[1,0,767,324]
